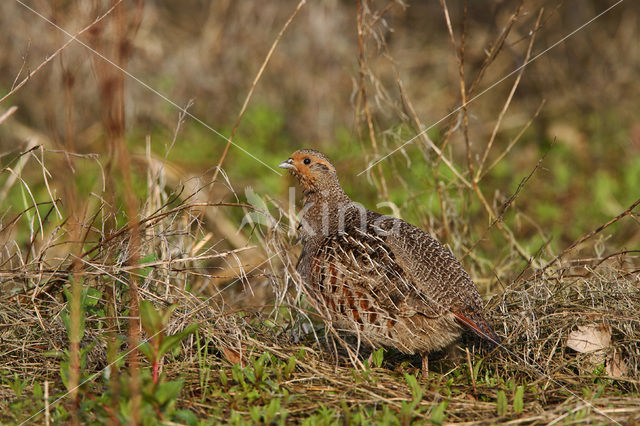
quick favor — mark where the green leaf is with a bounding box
[246,389,260,403]
[160,305,179,328]
[138,342,154,363]
[264,398,281,423]
[85,287,102,307]
[430,400,448,425]
[404,373,423,403]
[496,390,507,416]
[231,364,244,384]
[173,409,198,426]
[472,358,484,381]
[61,285,87,342]
[246,187,270,216]
[249,406,261,423]
[32,381,43,399]
[513,385,524,414]
[594,383,606,399]
[372,348,384,368]
[219,369,228,387]
[140,300,161,335]
[284,356,296,378]
[400,401,414,425]
[253,354,268,382]
[139,253,159,278]
[158,324,199,358]
[155,380,183,405]
[244,368,256,384]
[9,373,26,398]
[340,400,351,424]
[60,361,70,390]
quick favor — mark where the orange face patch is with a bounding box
[282,151,334,190]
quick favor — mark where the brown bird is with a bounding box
[279,149,500,374]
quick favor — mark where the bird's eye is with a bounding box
[303,157,311,165]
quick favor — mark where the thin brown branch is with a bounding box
[208,0,306,188]
[357,0,390,202]
[441,0,535,264]
[480,99,546,181]
[1,0,124,105]
[395,76,451,240]
[0,106,18,124]
[461,144,552,263]
[467,1,524,96]
[543,198,640,272]
[369,1,398,27]
[476,9,543,180]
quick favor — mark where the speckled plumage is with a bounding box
[279,149,500,367]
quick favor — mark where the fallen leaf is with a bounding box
[606,350,628,378]
[567,324,611,353]
[222,346,244,366]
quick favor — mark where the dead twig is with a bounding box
[476,8,544,180]
[1,0,124,105]
[207,0,307,190]
[542,197,640,272]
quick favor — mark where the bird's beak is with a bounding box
[278,158,297,170]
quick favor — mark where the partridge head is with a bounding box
[278,149,343,195]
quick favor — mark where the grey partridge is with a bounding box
[279,149,500,373]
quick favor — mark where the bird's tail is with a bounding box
[453,311,502,348]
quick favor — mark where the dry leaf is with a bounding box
[222,346,244,366]
[567,324,611,353]
[606,350,628,378]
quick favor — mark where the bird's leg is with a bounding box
[421,353,429,378]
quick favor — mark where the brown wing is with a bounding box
[378,216,501,344]
[308,218,446,322]
[335,209,500,345]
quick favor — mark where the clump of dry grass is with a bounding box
[494,262,640,385]
[0,133,264,422]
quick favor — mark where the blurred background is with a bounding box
[1,0,639,301]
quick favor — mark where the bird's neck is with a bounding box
[299,188,352,239]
